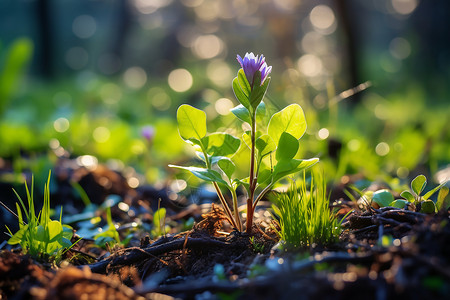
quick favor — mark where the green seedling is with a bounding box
[249,236,265,254]
[94,206,121,248]
[271,171,343,250]
[151,207,170,238]
[370,175,449,213]
[399,175,449,213]
[4,171,77,260]
[170,52,318,233]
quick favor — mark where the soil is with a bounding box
[0,158,449,299]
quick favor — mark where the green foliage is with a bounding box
[5,171,76,260]
[271,172,342,250]
[94,206,121,248]
[399,175,448,213]
[368,175,449,213]
[170,54,318,233]
[0,38,33,116]
[151,207,170,238]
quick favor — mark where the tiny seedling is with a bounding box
[271,172,343,250]
[151,207,170,238]
[249,236,265,254]
[399,175,449,213]
[370,175,449,213]
[94,206,121,248]
[4,171,77,260]
[170,52,318,233]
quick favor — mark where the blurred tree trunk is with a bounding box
[36,0,52,78]
[335,0,361,104]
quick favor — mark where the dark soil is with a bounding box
[1,158,449,299]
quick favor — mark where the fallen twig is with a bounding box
[86,237,232,274]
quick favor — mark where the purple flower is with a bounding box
[141,125,155,142]
[237,52,272,87]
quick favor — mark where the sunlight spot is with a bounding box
[297,54,323,77]
[391,0,418,15]
[389,37,411,60]
[118,202,130,212]
[134,0,173,14]
[207,60,232,88]
[72,15,96,39]
[123,67,147,89]
[150,90,171,111]
[49,139,60,149]
[375,142,390,156]
[215,98,233,115]
[77,155,98,169]
[93,127,110,143]
[274,0,300,11]
[193,1,220,21]
[170,179,187,192]
[397,167,409,178]
[310,5,336,34]
[347,139,361,152]
[54,118,70,133]
[192,35,223,59]
[317,128,329,140]
[168,69,193,92]
[128,177,140,188]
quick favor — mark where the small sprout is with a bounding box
[399,174,448,213]
[4,171,77,261]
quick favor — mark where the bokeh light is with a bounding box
[168,68,193,92]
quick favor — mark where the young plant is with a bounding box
[370,175,449,213]
[170,52,318,233]
[271,172,343,250]
[5,171,76,260]
[399,175,449,213]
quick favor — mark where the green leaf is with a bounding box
[420,200,435,214]
[48,220,63,243]
[231,102,266,124]
[176,104,207,142]
[202,133,240,157]
[257,167,272,184]
[268,104,306,145]
[400,190,415,202]
[423,182,447,200]
[275,132,299,161]
[249,72,270,110]
[231,104,251,123]
[168,165,227,185]
[237,69,251,97]
[372,190,395,207]
[256,101,266,121]
[232,76,251,111]
[390,199,408,209]
[411,175,427,196]
[272,158,319,182]
[62,225,74,240]
[7,224,29,245]
[35,225,46,242]
[153,208,166,229]
[436,186,449,212]
[255,134,276,158]
[218,158,235,179]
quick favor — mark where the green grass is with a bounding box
[272,171,343,250]
[5,171,77,260]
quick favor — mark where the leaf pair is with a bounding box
[232,69,270,117]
